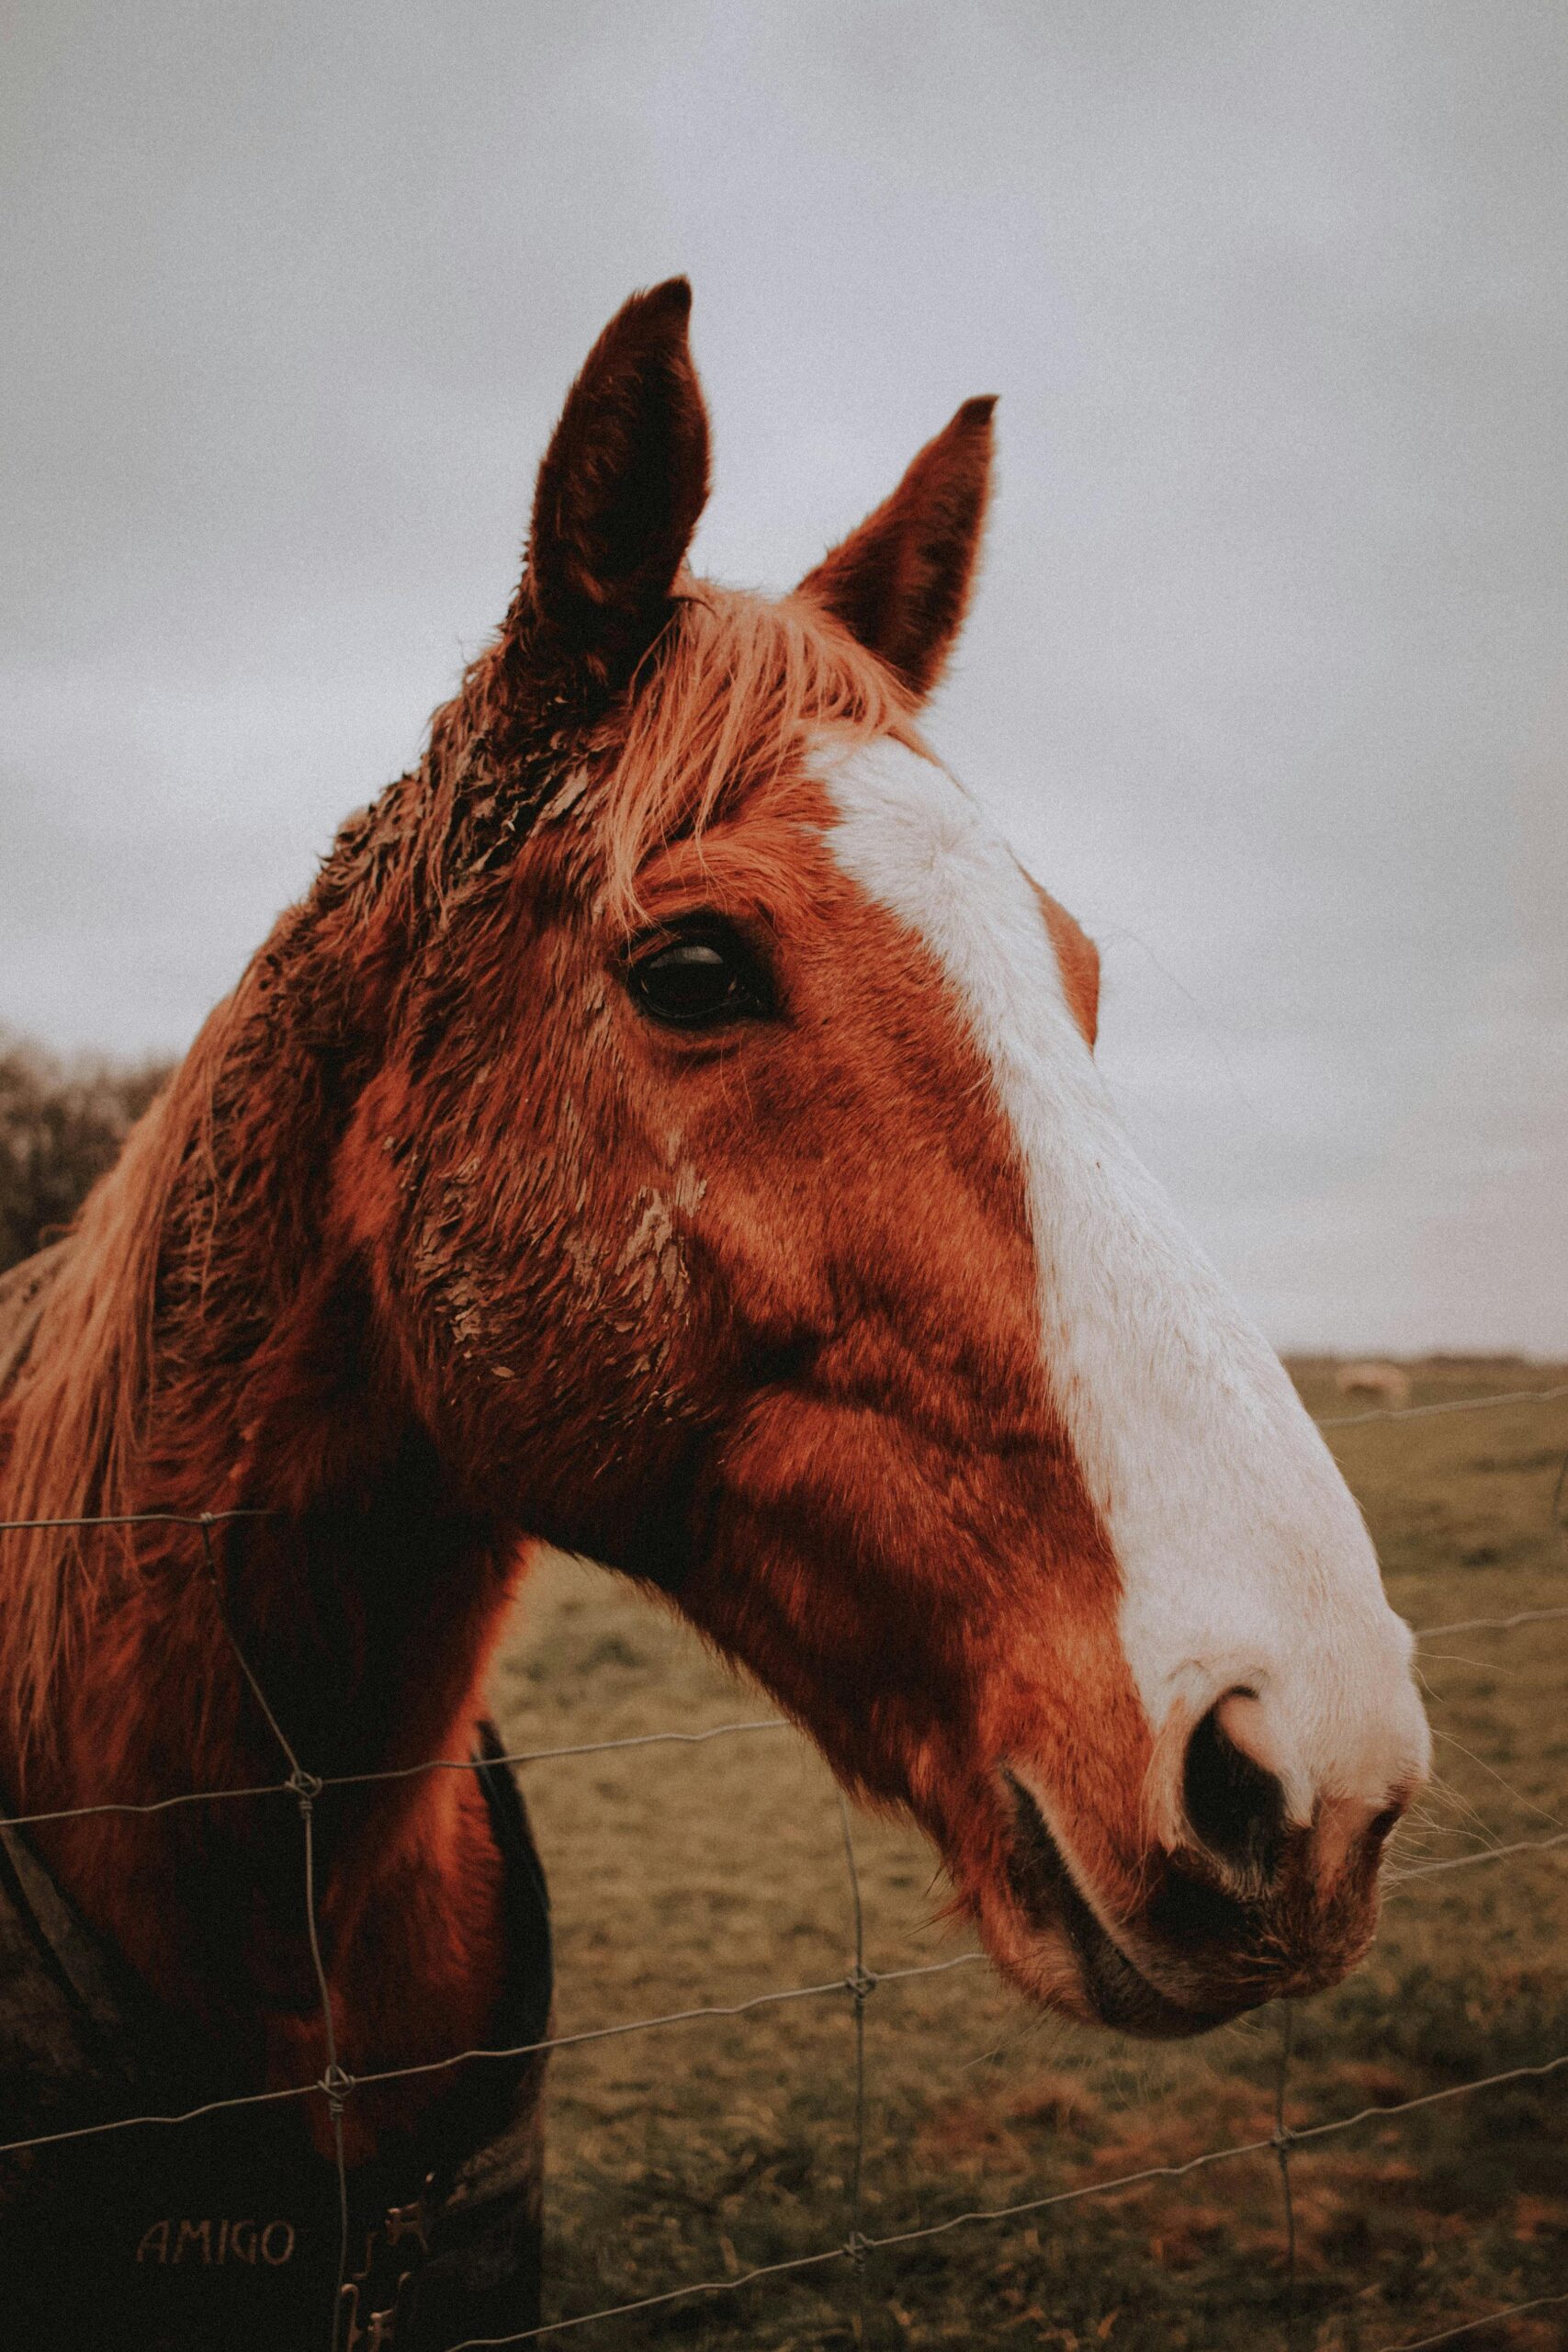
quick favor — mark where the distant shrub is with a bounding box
[0,1033,172,1275]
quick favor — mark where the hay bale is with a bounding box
[1335,1361,1412,1408]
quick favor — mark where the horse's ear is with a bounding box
[797,397,996,702]
[522,278,711,684]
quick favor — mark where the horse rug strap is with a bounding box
[0,1724,552,2350]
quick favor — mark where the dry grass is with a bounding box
[488,1360,1568,2349]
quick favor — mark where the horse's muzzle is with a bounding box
[1001,1768,1385,2039]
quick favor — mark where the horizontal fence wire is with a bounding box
[1314,1378,1568,1428]
[0,1374,1562,2348]
[6,1809,1562,2165]
[6,1598,1560,1834]
[1378,2288,1568,2350]
[438,2048,1568,2349]
[0,1951,994,2163]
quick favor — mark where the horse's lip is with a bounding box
[1000,1769,1244,2040]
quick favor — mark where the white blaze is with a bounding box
[819,735,1429,1826]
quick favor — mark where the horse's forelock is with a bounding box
[591,586,915,912]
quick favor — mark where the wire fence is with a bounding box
[1,1378,1564,2350]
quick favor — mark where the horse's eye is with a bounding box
[626,927,773,1029]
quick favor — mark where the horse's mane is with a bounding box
[0,1013,237,1749]
[0,582,908,1750]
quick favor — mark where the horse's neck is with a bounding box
[39,1244,522,1829]
[0,1055,525,2088]
[5,1237,488,1761]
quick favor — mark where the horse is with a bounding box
[0,279,1430,2348]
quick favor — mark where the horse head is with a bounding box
[328,281,1429,2038]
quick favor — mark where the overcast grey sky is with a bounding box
[3,2,1564,1351]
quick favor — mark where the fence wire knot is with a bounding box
[1270,2122,1298,2155]
[843,2229,871,2269]
[846,1962,877,2007]
[321,2063,356,2115]
[289,1767,325,1804]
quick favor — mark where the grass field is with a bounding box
[489,1361,1568,2351]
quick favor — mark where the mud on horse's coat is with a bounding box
[0,281,1429,2345]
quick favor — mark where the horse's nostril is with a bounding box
[1182,1695,1288,1878]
